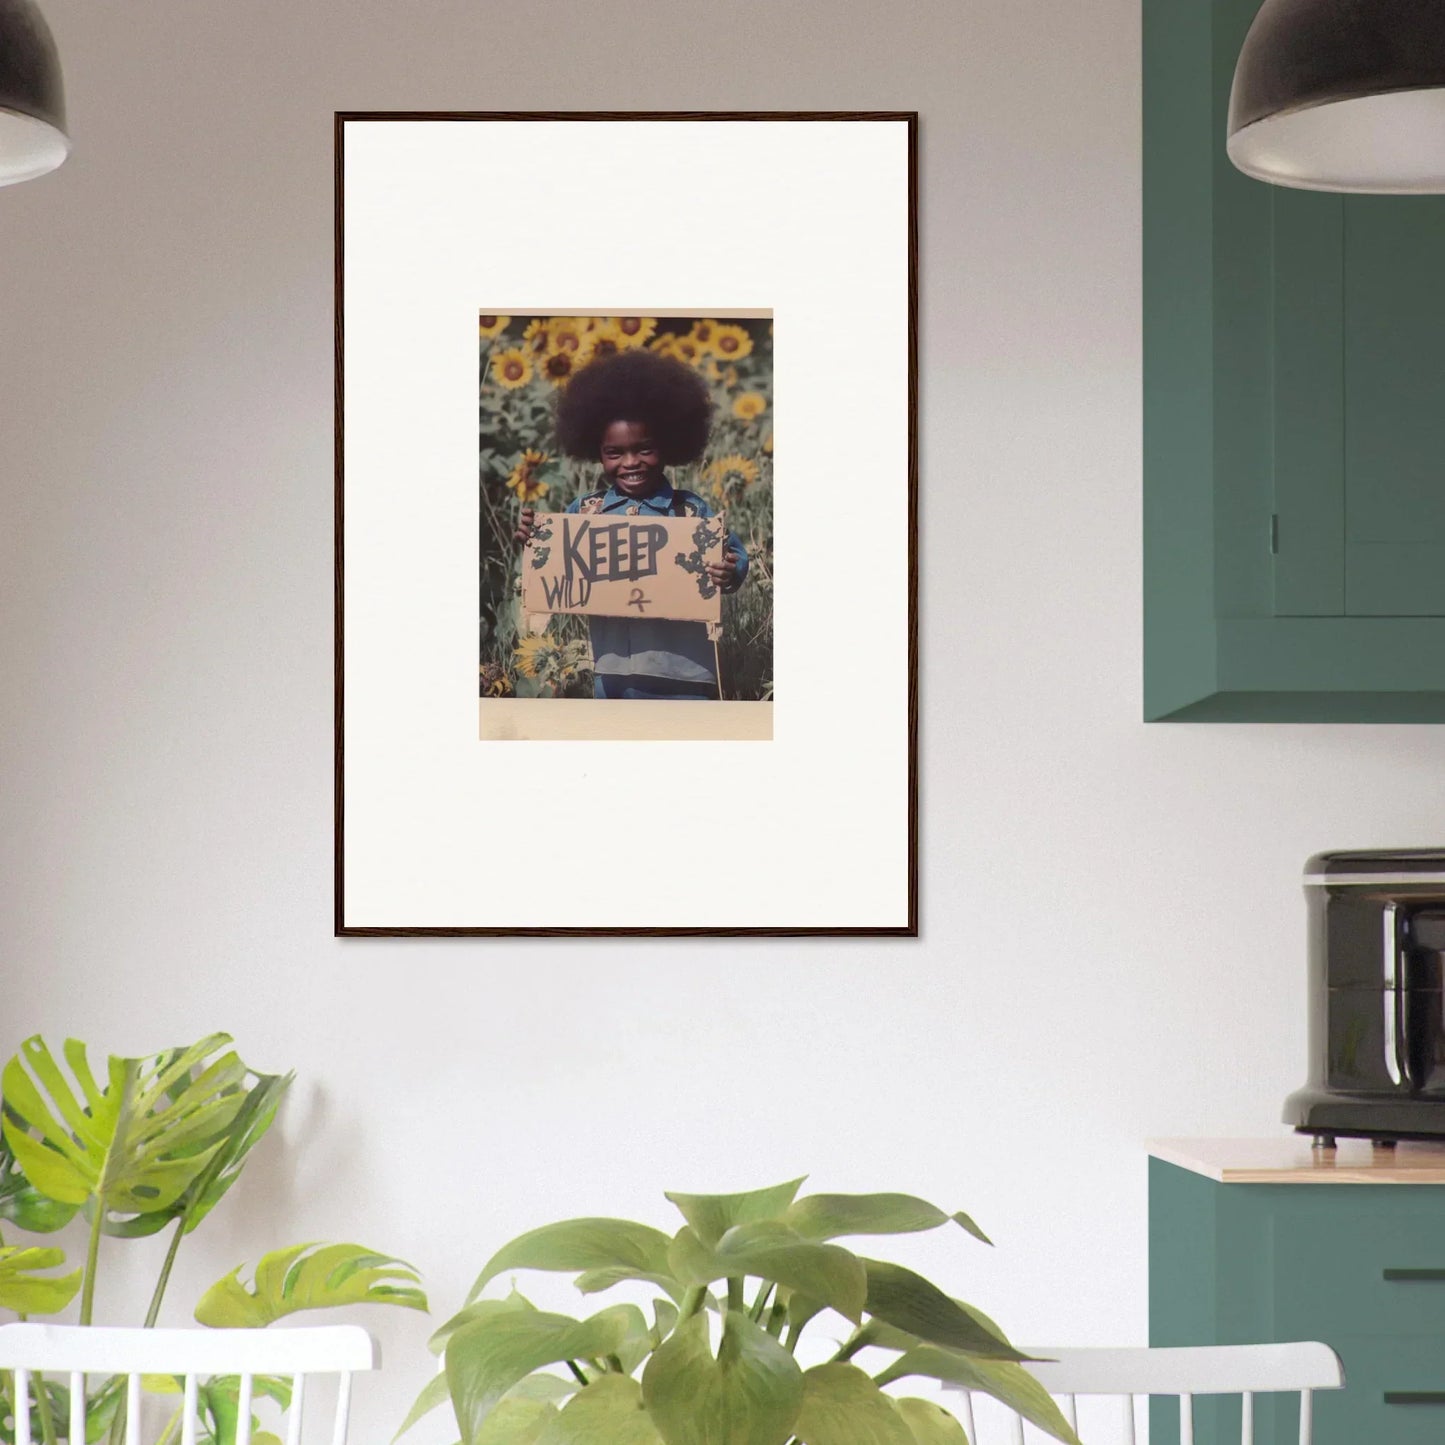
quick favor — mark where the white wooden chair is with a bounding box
[944,1342,1345,1445]
[0,1324,377,1445]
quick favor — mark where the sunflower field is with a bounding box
[478,314,775,702]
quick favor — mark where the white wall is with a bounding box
[3,0,1443,1439]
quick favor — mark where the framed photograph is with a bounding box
[336,112,916,936]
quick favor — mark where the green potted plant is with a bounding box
[0,1033,427,1445]
[401,1178,1081,1445]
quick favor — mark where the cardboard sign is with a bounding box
[522,510,727,626]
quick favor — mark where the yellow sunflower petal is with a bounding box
[478,314,511,338]
[491,347,533,390]
[710,323,754,360]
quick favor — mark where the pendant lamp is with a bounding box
[0,0,68,187]
[1228,0,1445,193]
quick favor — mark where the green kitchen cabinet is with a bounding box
[1150,1147,1445,1444]
[1144,0,1445,721]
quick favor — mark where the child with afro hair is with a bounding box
[516,348,749,700]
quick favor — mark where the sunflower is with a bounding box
[479,661,513,698]
[732,391,767,422]
[478,314,511,339]
[514,635,551,678]
[539,346,587,387]
[667,334,705,366]
[710,323,754,360]
[584,320,627,363]
[522,317,553,353]
[702,453,761,500]
[611,316,658,348]
[505,448,550,502]
[689,319,720,350]
[491,348,533,390]
[548,318,588,355]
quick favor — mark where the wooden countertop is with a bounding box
[1149,1137,1445,1184]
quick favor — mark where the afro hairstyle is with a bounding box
[555,348,713,466]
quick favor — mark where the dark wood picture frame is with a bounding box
[335,111,918,938]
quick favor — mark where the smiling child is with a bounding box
[516,349,748,700]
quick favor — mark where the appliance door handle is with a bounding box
[1384,1269,1445,1281]
[1384,902,1405,1086]
[1385,1393,1445,1406]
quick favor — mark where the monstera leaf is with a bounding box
[0,1135,78,1234]
[195,1242,427,1327]
[0,1035,249,1227]
[0,1242,82,1315]
[104,1068,293,1239]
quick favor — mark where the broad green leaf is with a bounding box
[851,1299,1010,1356]
[641,1309,804,1445]
[0,1135,79,1233]
[395,1372,452,1440]
[0,1243,82,1315]
[194,1241,427,1327]
[786,1195,990,1246]
[469,1219,675,1301]
[102,1069,293,1240]
[575,1268,686,1303]
[792,1364,913,1445]
[536,1375,662,1445]
[446,1305,641,1442]
[507,1377,581,1404]
[862,1262,1025,1362]
[473,1399,558,1445]
[431,1290,540,1354]
[664,1180,806,1247]
[893,1398,969,1445]
[1,1035,246,1224]
[784,1294,827,1337]
[669,1223,866,1325]
[651,1300,679,1348]
[877,1351,1081,1445]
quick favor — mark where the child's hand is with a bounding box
[706,548,743,591]
[514,507,536,546]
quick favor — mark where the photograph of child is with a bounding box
[478,314,774,733]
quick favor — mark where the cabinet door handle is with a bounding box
[1386,1393,1445,1406]
[1383,1269,1445,1281]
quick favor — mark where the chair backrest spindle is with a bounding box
[125,1371,141,1445]
[1298,1387,1312,1445]
[1241,1387,1254,1445]
[331,1372,353,1445]
[1179,1392,1194,1445]
[182,1372,199,1445]
[287,1373,307,1445]
[68,1370,84,1445]
[236,1371,254,1445]
[14,1367,31,1445]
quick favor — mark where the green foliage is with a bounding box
[0,1242,81,1315]
[194,1242,427,1327]
[409,1180,1082,1445]
[0,1032,427,1445]
[478,316,774,702]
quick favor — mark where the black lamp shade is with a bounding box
[0,0,68,186]
[1228,0,1445,193]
